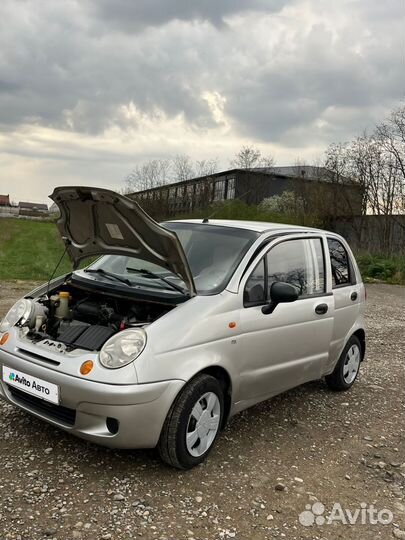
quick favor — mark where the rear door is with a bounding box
[326,237,363,371]
[237,235,335,403]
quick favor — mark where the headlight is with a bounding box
[0,299,33,333]
[99,329,147,369]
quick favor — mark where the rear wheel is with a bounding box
[326,335,362,391]
[158,374,224,469]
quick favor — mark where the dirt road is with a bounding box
[0,281,404,540]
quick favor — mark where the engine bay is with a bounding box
[20,283,174,352]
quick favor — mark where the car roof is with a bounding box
[169,219,323,234]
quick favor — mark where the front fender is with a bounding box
[135,340,240,404]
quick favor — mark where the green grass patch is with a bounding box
[356,253,405,285]
[0,218,71,280]
[0,215,404,285]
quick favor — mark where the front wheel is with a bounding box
[158,374,224,469]
[325,335,362,391]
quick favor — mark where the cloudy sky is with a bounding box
[0,0,403,205]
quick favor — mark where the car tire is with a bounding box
[157,374,224,469]
[325,335,362,391]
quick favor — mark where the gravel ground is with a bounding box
[0,281,404,540]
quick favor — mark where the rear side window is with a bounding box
[327,238,352,287]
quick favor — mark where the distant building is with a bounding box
[19,201,49,213]
[0,194,10,207]
[130,167,363,219]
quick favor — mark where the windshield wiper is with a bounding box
[126,267,188,295]
[84,268,132,287]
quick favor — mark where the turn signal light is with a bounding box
[0,333,10,346]
[80,360,94,375]
[228,322,236,329]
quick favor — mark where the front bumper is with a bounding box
[0,347,184,449]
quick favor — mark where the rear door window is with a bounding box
[327,238,353,287]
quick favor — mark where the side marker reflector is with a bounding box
[0,333,10,346]
[80,360,94,375]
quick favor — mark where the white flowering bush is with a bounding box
[258,191,305,216]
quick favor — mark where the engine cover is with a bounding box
[73,325,116,350]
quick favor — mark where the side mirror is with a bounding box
[261,281,299,315]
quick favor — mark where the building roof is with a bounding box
[253,166,348,183]
[0,194,10,206]
[130,165,352,196]
[19,201,49,211]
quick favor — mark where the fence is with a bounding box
[331,215,405,256]
[0,207,51,221]
[0,207,19,217]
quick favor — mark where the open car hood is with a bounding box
[50,186,196,296]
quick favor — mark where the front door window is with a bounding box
[266,239,325,297]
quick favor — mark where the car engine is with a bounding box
[19,284,172,352]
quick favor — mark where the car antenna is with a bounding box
[202,217,209,223]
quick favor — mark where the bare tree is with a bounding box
[376,105,405,213]
[325,140,368,217]
[325,122,405,253]
[231,145,275,169]
[125,155,219,194]
[325,124,404,218]
[351,135,400,216]
[195,158,219,177]
[172,154,195,182]
[260,155,276,168]
[125,159,171,192]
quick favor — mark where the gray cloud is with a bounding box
[223,1,405,144]
[85,0,283,30]
[0,0,403,201]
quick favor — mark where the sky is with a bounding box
[0,0,403,206]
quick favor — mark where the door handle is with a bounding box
[351,292,358,301]
[315,303,328,315]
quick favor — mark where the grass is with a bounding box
[0,218,71,280]
[0,215,404,285]
[356,253,405,285]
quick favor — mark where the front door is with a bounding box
[237,236,334,404]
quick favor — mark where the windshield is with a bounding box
[86,223,259,295]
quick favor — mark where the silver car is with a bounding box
[0,187,366,469]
